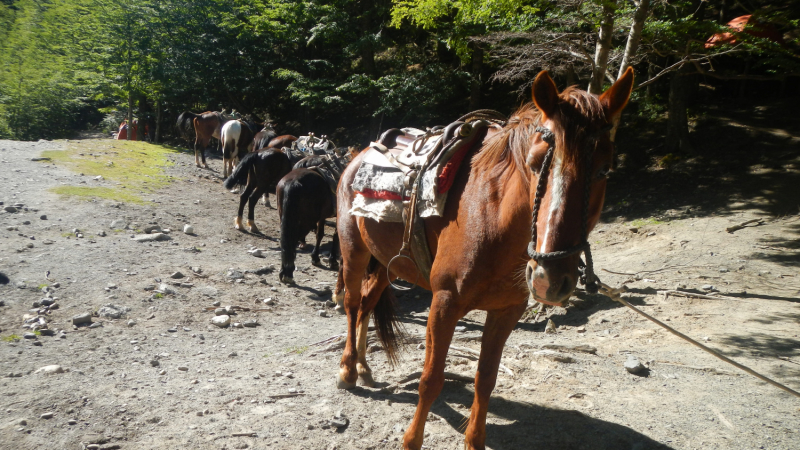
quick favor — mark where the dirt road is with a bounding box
[1,138,798,450]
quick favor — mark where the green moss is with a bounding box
[285,346,308,355]
[41,139,177,203]
[2,334,21,342]
[629,218,665,227]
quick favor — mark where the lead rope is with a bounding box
[598,282,800,399]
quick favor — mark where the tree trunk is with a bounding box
[126,89,133,141]
[136,94,147,141]
[359,5,380,142]
[617,0,650,80]
[468,43,484,111]
[588,0,617,95]
[646,62,656,99]
[665,64,693,154]
[154,99,162,144]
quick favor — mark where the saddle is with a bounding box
[351,111,506,284]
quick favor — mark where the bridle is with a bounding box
[526,123,613,295]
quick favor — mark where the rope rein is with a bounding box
[599,282,800,399]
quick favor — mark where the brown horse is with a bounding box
[266,134,298,150]
[334,69,634,450]
[175,110,236,168]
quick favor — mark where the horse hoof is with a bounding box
[246,220,259,233]
[234,217,243,230]
[329,261,339,271]
[311,258,322,267]
[334,304,346,315]
[359,373,376,388]
[280,275,295,285]
[336,375,357,390]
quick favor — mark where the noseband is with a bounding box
[527,124,612,295]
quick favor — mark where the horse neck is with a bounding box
[468,146,531,235]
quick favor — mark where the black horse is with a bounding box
[223,150,292,233]
[276,168,339,284]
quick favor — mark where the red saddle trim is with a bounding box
[356,188,409,201]
[437,139,472,194]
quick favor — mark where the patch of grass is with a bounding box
[38,283,48,290]
[285,346,308,355]
[262,353,272,358]
[41,139,177,204]
[33,330,41,336]
[61,232,74,238]
[154,293,164,299]
[2,334,21,342]
[51,186,145,204]
[629,218,665,227]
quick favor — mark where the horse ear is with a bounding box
[600,67,635,119]
[532,70,559,119]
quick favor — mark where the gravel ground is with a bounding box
[0,138,798,450]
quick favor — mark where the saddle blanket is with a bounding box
[349,127,475,222]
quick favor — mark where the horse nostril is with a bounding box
[525,262,534,284]
[557,275,574,299]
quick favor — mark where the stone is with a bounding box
[127,320,136,327]
[225,269,244,280]
[72,313,92,326]
[167,327,177,333]
[34,365,65,375]
[211,315,231,328]
[183,224,194,234]
[243,319,258,328]
[624,356,647,375]
[177,366,189,371]
[263,298,275,306]
[23,332,36,339]
[628,227,638,233]
[40,412,54,419]
[97,304,130,319]
[701,284,714,291]
[158,284,176,295]
[232,322,243,328]
[67,419,77,425]
[110,220,127,229]
[97,231,106,237]
[170,271,184,279]
[89,322,102,329]
[143,225,162,234]
[131,233,171,242]
[544,319,557,334]
[150,360,160,367]
[4,206,17,213]
[454,326,466,332]
[318,310,327,318]
[39,215,47,220]
[248,249,263,258]
[214,307,227,316]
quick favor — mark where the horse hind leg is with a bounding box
[310,219,325,266]
[246,186,264,233]
[356,309,375,387]
[235,183,256,231]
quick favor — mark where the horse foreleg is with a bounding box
[463,302,526,450]
[403,291,461,450]
[310,219,325,266]
[194,137,201,167]
[333,263,345,314]
[246,186,263,233]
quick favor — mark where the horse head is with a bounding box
[524,68,634,306]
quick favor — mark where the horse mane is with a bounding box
[474,86,607,183]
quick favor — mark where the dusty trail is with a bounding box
[0,137,798,450]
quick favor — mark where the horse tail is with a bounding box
[223,152,257,190]
[365,256,404,366]
[176,112,198,138]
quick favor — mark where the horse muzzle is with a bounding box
[525,259,578,306]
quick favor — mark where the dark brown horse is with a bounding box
[275,168,339,284]
[334,69,634,450]
[223,150,292,233]
[252,124,277,151]
[176,111,236,168]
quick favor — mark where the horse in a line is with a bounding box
[175,110,239,168]
[333,69,634,450]
[220,119,258,178]
[222,150,293,233]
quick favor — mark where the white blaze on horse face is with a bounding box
[541,153,565,253]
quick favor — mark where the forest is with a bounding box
[0,0,798,154]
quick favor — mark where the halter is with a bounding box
[526,124,612,295]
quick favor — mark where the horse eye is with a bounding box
[596,165,612,180]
